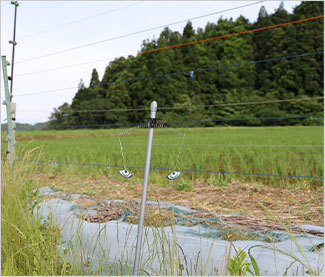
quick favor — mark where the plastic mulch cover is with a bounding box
[35,186,324,275]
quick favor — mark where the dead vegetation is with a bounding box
[36,173,324,238]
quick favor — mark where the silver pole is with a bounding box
[133,100,157,275]
[2,56,16,166]
[10,1,19,94]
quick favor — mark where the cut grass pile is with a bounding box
[36,173,323,226]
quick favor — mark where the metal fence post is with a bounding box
[2,56,16,166]
[9,1,19,94]
[133,100,157,275]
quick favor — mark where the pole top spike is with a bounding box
[150,101,157,112]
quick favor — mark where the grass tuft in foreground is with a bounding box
[1,149,73,275]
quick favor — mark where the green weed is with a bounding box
[228,244,260,276]
[175,179,195,191]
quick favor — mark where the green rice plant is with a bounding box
[6,126,322,188]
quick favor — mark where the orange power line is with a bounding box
[14,15,324,76]
[141,15,325,54]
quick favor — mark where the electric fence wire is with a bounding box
[19,141,325,148]
[14,51,325,97]
[19,159,324,179]
[13,114,324,131]
[17,2,143,40]
[15,1,267,64]
[18,96,324,113]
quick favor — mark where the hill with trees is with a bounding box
[1,122,48,131]
[48,2,324,128]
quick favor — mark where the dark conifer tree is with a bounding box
[90,69,100,86]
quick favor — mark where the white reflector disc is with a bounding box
[119,169,134,178]
[167,171,182,180]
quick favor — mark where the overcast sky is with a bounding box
[1,0,301,124]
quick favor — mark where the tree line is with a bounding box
[49,1,324,128]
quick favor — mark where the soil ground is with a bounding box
[33,173,324,231]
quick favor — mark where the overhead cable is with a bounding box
[18,2,143,40]
[14,13,323,74]
[15,1,269,64]
[141,15,325,54]
[168,114,323,125]
[18,96,324,113]
[15,86,77,97]
[14,51,324,97]
[15,114,324,130]
[15,58,110,77]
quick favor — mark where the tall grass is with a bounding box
[1,148,73,275]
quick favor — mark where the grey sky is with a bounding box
[1,1,301,124]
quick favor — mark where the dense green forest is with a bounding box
[49,2,324,128]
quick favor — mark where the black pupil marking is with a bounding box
[124,170,127,173]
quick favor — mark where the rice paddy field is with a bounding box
[1,125,324,188]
